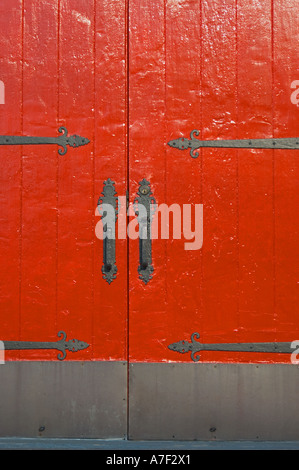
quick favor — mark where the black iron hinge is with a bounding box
[3,331,89,360]
[168,130,299,158]
[168,332,294,362]
[0,126,89,155]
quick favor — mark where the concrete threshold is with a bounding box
[0,438,298,450]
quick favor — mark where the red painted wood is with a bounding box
[93,0,128,360]
[198,0,239,362]
[237,0,276,354]
[0,0,298,364]
[163,0,204,357]
[0,0,23,360]
[273,0,299,343]
[128,0,168,362]
[128,0,299,363]
[55,0,95,360]
[0,0,128,361]
[20,0,58,359]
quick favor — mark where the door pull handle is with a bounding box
[97,179,118,284]
[134,179,156,284]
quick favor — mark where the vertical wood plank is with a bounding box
[20,0,58,357]
[93,0,128,360]
[237,0,275,348]
[273,0,299,343]
[165,0,204,357]
[128,0,168,361]
[57,0,94,359]
[200,0,239,360]
[0,0,23,358]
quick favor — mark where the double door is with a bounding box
[0,0,299,440]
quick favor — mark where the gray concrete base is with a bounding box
[129,362,299,440]
[1,361,299,441]
[0,361,127,439]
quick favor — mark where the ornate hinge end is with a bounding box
[57,331,89,360]
[167,130,200,158]
[58,127,90,155]
[168,332,201,362]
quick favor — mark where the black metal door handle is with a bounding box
[134,179,156,284]
[98,179,118,284]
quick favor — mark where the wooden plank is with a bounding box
[273,0,299,342]
[200,0,239,361]
[0,0,23,359]
[20,0,58,357]
[56,0,95,359]
[93,0,128,360]
[237,0,276,349]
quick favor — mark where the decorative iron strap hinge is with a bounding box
[0,126,90,155]
[3,331,89,360]
[168,332,294,362]
[97,178,118,284]
[168,130,299,158]
[134,179,157,284]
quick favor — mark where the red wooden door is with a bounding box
[128,0,299,364]
[0,0,128,438]
[0,0,298,440]
[0,0,128,360]
[127,0,299,440]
